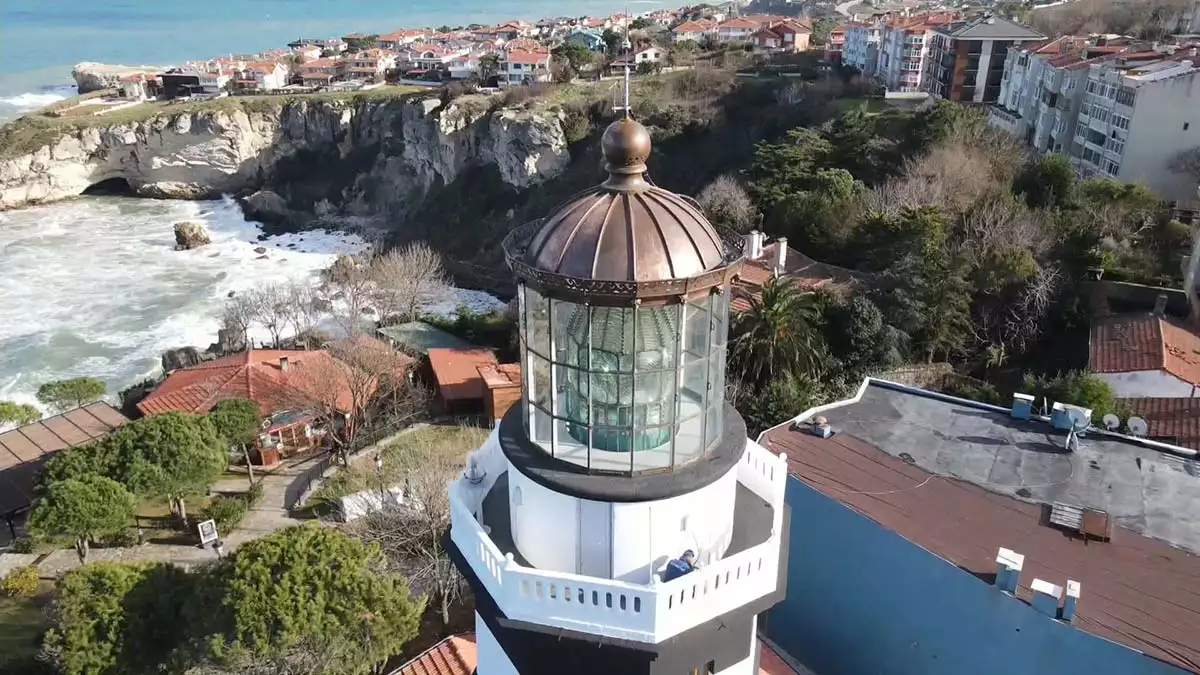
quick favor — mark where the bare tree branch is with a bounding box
[369,242,454,323]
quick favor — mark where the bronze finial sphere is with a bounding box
[602,118,652,176]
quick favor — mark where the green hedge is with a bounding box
[200,495,249,535]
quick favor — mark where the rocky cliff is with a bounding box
[0,94,571,224]
[72,62,170,93]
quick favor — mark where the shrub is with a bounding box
[245,481,265,506]
[561,107,591,145]
[944,379,1004,406]
[1020,371,1116,422]
[200,495,249,535]
[10,537,34,554]
[1,565,39,598]
[101,528,140,548]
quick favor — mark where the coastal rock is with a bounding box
[206,328,246,356]
[173,221,211,250]
[0,94,570,221]
[161,346,213,372]
[71,62,167,93]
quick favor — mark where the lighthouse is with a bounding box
[446,111,791,675]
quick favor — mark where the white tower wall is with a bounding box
[476,612,521,675]
[508,459,738,583]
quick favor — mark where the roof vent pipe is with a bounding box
[1031,578,1063,618]
[1154,293,1168,316]
[280,357,290,372]
[995,548,1024,594]
[774,237,788,275]
[745,230,760,260]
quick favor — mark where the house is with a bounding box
[769,20,812,53]
[565,29,606,51]
[499,47,553,85]
[715,17,761,43]
[158,68,230,98]
[379,29,427,50]
[426,347,499,411]
[376,321,477,356]
[1114,396,1200,450]
[672,19,713,43]
[824,25,847,63]
[606,45,664,75]
[1089,312,1200,397]
[924,14,1045,103]
[732,231,859,312]
[494,20,531,40]
[138,346,411,463]
[404,45,470,73]
[234,61,290,91]
[752,26,785,51]
[119,73,157,100]
[477,363,522,427]
[291,44,323,61]
[343,49,397,82]
[297,57,341,86]
[762,378,1200,675]
[875,12,960,94]
[0,402,129,539]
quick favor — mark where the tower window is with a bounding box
[680,515,689,532]
[512,486,523,507]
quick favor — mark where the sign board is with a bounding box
[197,519,219,545]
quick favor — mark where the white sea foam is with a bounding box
[0,195,505,413]
[0,88,71,112]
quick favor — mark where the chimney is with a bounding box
[1154,293,1168,316]
[774,237,788,274]
[279,356,290,372]
[1030,578,1063,618]
[994,548,1024,594]
[753,230,765,259]
[1061,580,1081,622]
[1011,393,1035,420]
[744,230,760,260]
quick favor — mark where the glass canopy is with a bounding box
[519,284,729,475]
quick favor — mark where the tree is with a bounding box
[93,413,227,525]
[28,475,136,563]
[222,294,254,350]
[322,254,375,337]
[41,562,196,675]
[636,60,662,75]
[209,398,263,488]
[747,127,835,207]
[0,400,39,427]
[280,280,326,346]
[1020,371,1116,422]
[696,174,758,234]
[352,434,466,625]
[370,242,454,322]
[244,283,289,347]
[630,17,650,29]
[206,525,423,674]
[601,28,623,55]
[1013,154,1075,209]
[730,278,824,387]
[479,53,501,83]
[819,295,904,385]
[344,34,379,52]
[36,378,106,413]
[552,40,595,72]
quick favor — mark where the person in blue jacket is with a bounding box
[663,549,699,581]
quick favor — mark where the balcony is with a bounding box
[448,435,788,644]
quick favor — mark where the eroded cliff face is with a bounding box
[0,95,570,222]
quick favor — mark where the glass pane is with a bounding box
[704,403,722,447]
[532,404,553,449]
[558,362,589,424]
[711,289,729,348]
[707,347,726,409]
[532,353,551,410]
[684,296,712,358]
[556,417,589,467]
[590,307,635,372]
[634,305,680,370]
[553,299,587,366]
[674,413,705,468]
[526,287,550,357]
[680,357,708,403]
[590,427,633,471]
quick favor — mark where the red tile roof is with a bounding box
[762,422,1200,673]
[137,347,407,417]
[1116,397,1200,449]
[759,639,803,674]
[427,348,499,402]
[504,49,550,65]
[673,20,710,33]
[391,634,476,675]
[1089,313,1200,384]
[731,245,859,312]
[718,17,760,30]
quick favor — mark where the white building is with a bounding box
[1090,312,1200,397]
[842,22,882,75]
[499,48,552,85]
[715,17,760,43]
[875,13,959,93]
[235,61,290,91]
[1068,50,1200,203]
[446,116,790,675]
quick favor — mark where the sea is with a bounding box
[0,0,633,412]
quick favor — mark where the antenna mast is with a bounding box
[614,2,633,118]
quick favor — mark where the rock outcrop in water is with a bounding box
[173,221,211,250]
[0,94,571,226]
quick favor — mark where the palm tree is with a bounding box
[730,278,823,387]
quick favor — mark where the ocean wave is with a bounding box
[0,89,71,111]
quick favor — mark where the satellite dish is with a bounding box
[261,418,272,430]
[1102,413,1121,431]
[1127,416,1149,437]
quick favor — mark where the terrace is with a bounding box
[448,430,788,643]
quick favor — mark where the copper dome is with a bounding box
[511,118,741,300]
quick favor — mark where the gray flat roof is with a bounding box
[791,381,1200,555]
[376,321,476,355]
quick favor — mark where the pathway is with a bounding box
[34,453,328,577]
[835,0,859,17]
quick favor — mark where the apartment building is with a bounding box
[843,22,883,74]
[1069,49,1200,204]
[875,12,959,93]
[924,15,1045,103]
[825,25,847,63]
[499,47,552,85]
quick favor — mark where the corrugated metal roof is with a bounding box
[377,322,478,355]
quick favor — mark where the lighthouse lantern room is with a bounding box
[446,105,791,675]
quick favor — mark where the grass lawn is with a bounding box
[314,425,489,505]
[0,581,54,672]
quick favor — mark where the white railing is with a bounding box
[448,442,789,644]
